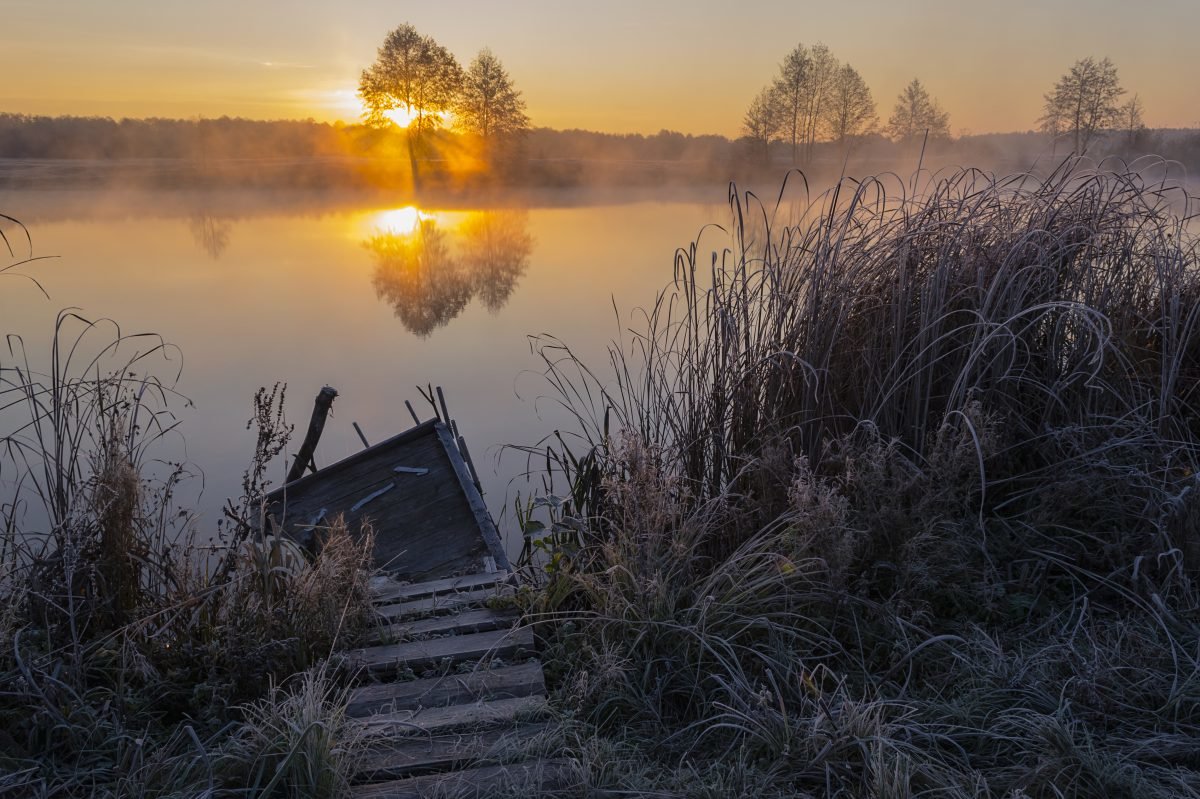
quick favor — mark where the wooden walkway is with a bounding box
[345,570,568,798]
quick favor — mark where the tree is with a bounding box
[825,63,877,149]
[1119,93,1147,148]
[772,44,811,165]
[454,49,529,147]
[742,87,781,164]
[358,24,462,139]
[770,42,838,165]
[886,78,950,143]
[1039,57,1124,154]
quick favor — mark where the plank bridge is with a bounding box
[265,392,567,797]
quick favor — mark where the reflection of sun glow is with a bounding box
[373,206,435,234]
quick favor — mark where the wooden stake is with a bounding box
[288,386,337,483]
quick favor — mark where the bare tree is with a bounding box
[358,24,462,138]
[770,42,840,165]
[454,49,529,148]
[1040,57,1124,153]
[1119,93,1146,148]
[825,63,877,150]
[799,44,838,162]
[772,44,812,165]
[743,87,781,165]
[886,78,950,143]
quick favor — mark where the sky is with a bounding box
[1,0,1197,137]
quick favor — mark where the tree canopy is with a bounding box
[455,49,529,143]
[358,24,462,137]
[886,79,950,143]
[1040,57,1125,153]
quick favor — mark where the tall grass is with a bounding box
[0,274,375,795]
[518,162,1200,797]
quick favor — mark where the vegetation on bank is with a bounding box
[0,273,377,797]
[513,162,1200,797]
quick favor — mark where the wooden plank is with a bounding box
[356,695,549,739]
[265,424,494,579]
[372,572,509,605]
[354,723,550,782]
[375,587,511,622]
[347,661,545,718]
[349,628,535,675]
[270,419,438,497]
[434,423,510,572]
[353,758,573,799]
[372,608,520,645]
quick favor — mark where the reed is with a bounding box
[516,161,1200,797]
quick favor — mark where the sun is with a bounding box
[378,104,453,129]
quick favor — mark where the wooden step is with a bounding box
[354,723,551,782]
[372,571,510,605]
[372,607,520,645]
[347,661,546,718]
[353,758,572,798]
[356,695,549,738]
[349,628,535,676]
[376,586,513,623]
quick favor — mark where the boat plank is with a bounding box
[355,723,550,782]
[372,572,509,604]
[376,587,511,622]
[356,695,548,738]
[347,661,545,718]
[372,608,520,645]
[350,628,535,675]
[353,759,572,799]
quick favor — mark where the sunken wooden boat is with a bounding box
[263,418,509,580]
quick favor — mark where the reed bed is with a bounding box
[0,298,376,796]
[518,162,1200,797]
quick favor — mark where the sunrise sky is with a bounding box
[2,0,1197,137]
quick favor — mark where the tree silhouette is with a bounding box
[454,49,529,151]
[826,63,877,150]
[358,24,461,138]
[742,88,781,165]
[886,79,950,143]
[1040,57,1125,153]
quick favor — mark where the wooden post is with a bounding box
[288,386,338,483]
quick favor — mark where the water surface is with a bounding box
[0,187,733,549]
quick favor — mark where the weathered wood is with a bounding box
[434,423,510,573]
[372,608,520,645]
[349,628,535,675]
[372,572,510,604]
[355,723,551,782]
[287,386,337,483]
[347,660,545,718]
[353,758,573,799]
[265,420,498,579]
[375,586,511,622]
[356,695,548,738]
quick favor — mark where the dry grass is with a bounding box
[515,162,1200,797]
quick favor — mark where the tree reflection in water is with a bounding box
[367,209,533,336]
[187,213,233,260]
[368,219,473,337]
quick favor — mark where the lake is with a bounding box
[0,185,740,553]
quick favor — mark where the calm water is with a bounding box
[0,187,735,550]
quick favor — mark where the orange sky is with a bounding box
[2,0,1197,137]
